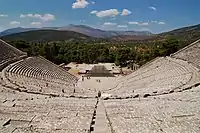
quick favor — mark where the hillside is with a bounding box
[1,24,200,43]
[0,25,152,38]
[111,24,200,42]
[0,27,39,37]
[159,24,200,41]
[56,25,152,38]
[56,25,110,38]
[1,30,91,42]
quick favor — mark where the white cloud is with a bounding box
[92,9,131,18]
[40,14,55,21]
[20,13,55,21]
[139,22,148,26]
[20,14,25,18]
[72,0,89,9]
[121,9,132,16]
[151,20,157,23]
[128,21,139,25]
[151,21,165,25]
[91,1,95,4]
[103,22,117,26]
[20,14,40,18]
[128,21,148,26]
[117,25,128,28]
[0,14,8,17]
[96,9,119,17]
[31,22,41,26]
[90,10,98,14]
[80,20,86,23]
[149,6,156,11]
[10,21,20,25]
[158,21,165,25]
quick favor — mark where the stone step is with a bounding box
[94,100,111,133]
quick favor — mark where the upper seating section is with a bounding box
[106,57,200,97]
[6,56,78,83]
[1,56,79,95]
[0,39,27,69]
[172,39,200,68]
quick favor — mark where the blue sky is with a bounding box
[0,0,199,33]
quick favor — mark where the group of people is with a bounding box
[86,76,91,79]
[82,75,91,82]
[76,75,103,98]
[96,79,101,83]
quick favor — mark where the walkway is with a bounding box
[93,99,112,133]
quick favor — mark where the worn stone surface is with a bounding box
[0,86,96,133]
[93,100,111,133]
[104,87,200,133]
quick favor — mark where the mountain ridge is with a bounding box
[1,24,200,42]
[0,30,91,42]
[0,25,152,38]
[0,27,39,37]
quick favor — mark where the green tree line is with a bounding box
[8,38,185,67]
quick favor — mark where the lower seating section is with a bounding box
[104,86,200,133]
[1,56,81,96]
[106,57,200,97]
[0,86,96,133]
[0,39,27,70]
[172,40,200,69]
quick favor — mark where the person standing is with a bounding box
[98,91,101,98]
[82,76,84,82]
[73,83,76,93]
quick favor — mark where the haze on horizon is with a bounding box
[0,0,199,33]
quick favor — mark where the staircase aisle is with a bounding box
[93,99,112,133]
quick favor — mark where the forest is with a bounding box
[7,38,187,67]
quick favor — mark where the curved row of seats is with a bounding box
[2,56,79,95]
[0,39,26,69]
[0,84,96,133]
[0,40,24,61]
[172,40,200,69]
[7,57,77,82]
[107,56,200,97]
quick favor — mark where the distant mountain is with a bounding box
[56,24,111,38]
[1,24,200,42]
[0,27,39,37]
[56,24,152,38]
[1,30,90,42]
[159,24,200,40]
[0,25,153,38]
[109,24,200,42]
[152,24,200,45]
[162,24,200,34]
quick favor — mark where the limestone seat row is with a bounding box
[107,57,200,97]
[172,40,200,68]
[2,56,80,95]
[0,40,26,69]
